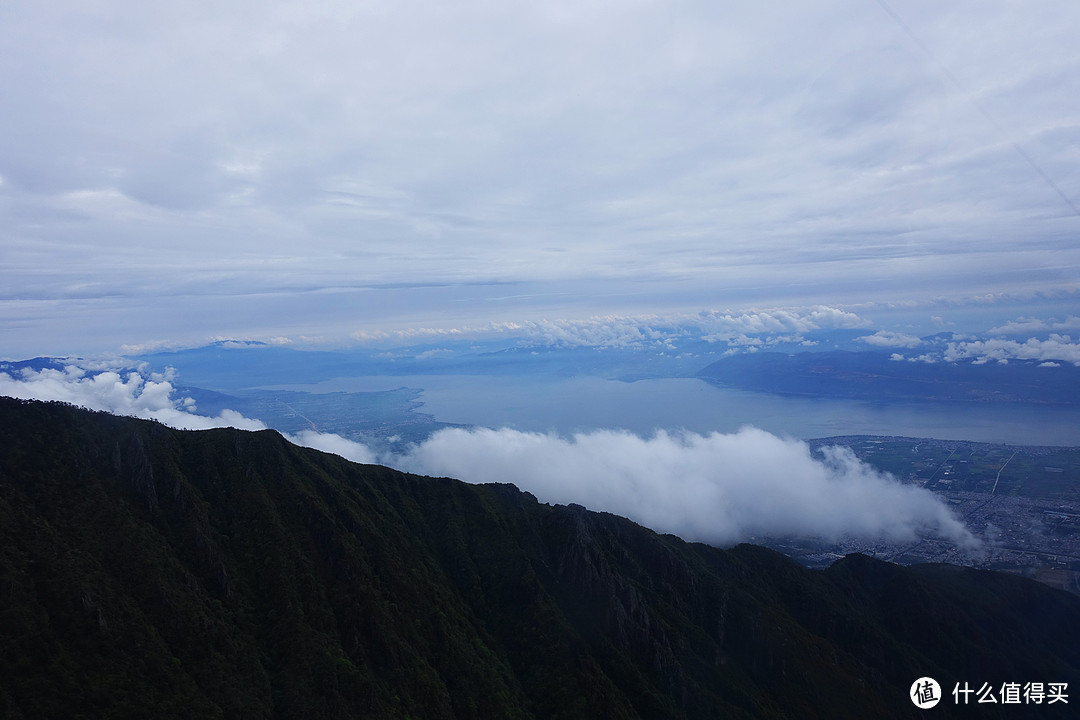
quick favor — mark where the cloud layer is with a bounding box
[351,305,871,351]
[397,426,977,548]
[944,335,1080,366]
[880,329,1080,367]
[859,330,923,348]
[0,363,267,431]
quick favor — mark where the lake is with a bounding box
[279,375,1080,446]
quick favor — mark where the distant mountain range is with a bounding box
[1,397,1078,718]
[699,350,1080,405]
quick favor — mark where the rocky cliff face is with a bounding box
[1,396,1078,719]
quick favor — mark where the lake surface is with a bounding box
[279,375,1080,446]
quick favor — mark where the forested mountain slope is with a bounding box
[1,397,1077,718]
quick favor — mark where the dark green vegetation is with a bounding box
[699,351,1080,405]
[2,398,1079,719]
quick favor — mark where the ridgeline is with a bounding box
[1,397,1077,718]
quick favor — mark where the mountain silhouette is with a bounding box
[1,397,1077,718]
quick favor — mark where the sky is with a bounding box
[2,0,1079,356]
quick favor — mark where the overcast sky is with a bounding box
[2,0,1078,356]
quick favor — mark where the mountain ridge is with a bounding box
[1,397,1078,718]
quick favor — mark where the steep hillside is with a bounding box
[1,397,1077,718]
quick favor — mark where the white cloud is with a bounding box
[0,358,384,464]
[989,316,1080,335]
[0,361,266,431]
[287,429,377,464]
[346,305,871,352]
[698,306,870,343]
[394,426,977,549]
[353,327,467,344]
[516,315,666,349]
[726,334,764,348]
[930,316,951,328]
[858,330,923,348]
[944,334,1080,366]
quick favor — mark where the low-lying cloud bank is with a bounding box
[0,363,267,431]
[865,330,1080,367]
[289,429,377,465]
[1,360,975,550]
[0,362,377,461]
[352,305,870,351]
[395,427,977,549]
[944,335,1080,366]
